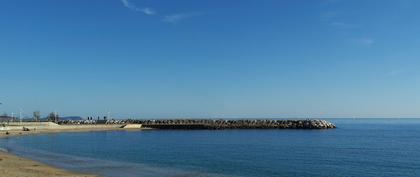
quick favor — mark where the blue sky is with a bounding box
[1,0,420,118]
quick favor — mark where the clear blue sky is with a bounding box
[1,0,420,118]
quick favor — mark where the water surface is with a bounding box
[1,119,419,177]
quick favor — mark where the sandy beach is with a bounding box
[0,123,143,177]
[0,151,97,177]
[0,124,128,137]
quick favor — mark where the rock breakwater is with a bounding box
[133,119,336,129]
[59,119,336,129]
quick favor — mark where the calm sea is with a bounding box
[1,119,419,177]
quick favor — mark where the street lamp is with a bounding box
[19,108,23,125]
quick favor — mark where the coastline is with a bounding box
[0,119,336,177]
[0,124,143,177]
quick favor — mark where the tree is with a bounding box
[33,111,41,122]
[47,112,59,123]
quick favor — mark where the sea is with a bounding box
[0,118,419,177]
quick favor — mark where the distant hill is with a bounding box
[0,116,13,122]
[7,116,84,122]
[59,116,84,121]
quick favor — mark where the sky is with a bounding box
[1,0,420,119]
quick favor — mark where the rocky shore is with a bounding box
[59,119,336,129]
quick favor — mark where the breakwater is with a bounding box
[59,119,336,129]
[138,119,336,129]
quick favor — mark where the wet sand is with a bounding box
[0,151,97,177]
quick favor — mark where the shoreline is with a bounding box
[0,119,336,177]
[0,124,144,177]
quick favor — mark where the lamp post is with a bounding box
[19,108,23,125]
[11,113,15,122]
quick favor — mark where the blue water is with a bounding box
[1,119,420,177]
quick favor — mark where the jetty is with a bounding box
[137,119,336,129]
[59,119,336,129]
